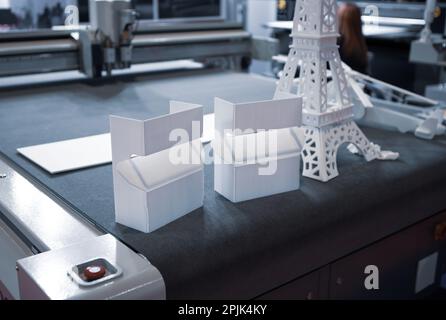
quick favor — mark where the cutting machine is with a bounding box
[0,0,277,300]
[1,0,446,301]
[0,0,277,78]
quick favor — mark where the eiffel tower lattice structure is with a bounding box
[274,0,379,182]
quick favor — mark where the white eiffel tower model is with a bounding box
[274,0,380,182]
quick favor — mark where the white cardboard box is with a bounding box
[213,95,303,203]
[110,101,204,233]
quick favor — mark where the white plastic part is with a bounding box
[345,61,446,140]
[213,95,303,203]
[346,63,438,107]
[347,144,400,161]
[110,101,204,233]
[274,0,379,182]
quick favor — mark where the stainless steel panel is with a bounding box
[133,30,250,47]
[133,40,251,64]
[0,39,78,56]
[0,219,33,299]
[17,234,165,300]
[135,21,243,33]
[0,52,79,77]
[0,30,76,41]
[0,157,101,253]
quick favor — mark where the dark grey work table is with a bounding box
[0,69,446,299]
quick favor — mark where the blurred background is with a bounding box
[1,0,446,93]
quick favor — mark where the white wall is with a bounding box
[0,0,9,9]
[9,0,76,26]
[11,0,75,15]
[246,0,276,37]
[246,0,277,75]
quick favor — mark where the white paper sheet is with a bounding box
[17,133,112,174]
[17,114,215,174]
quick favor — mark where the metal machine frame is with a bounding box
[344,64,446,140]
[0,0,275,79]
[0,153,166,300]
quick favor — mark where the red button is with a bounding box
[83,265,106,281]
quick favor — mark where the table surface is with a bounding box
[1,69,446,299]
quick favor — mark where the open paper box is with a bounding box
[213,94,303,203]
[110,101,204,233]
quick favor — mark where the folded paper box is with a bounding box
[213,94,303,203]
[110,101,204,233]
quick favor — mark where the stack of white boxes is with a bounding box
[213,95,303,203]
[110,101,204,233]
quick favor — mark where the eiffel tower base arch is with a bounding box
[302,120,380,182]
